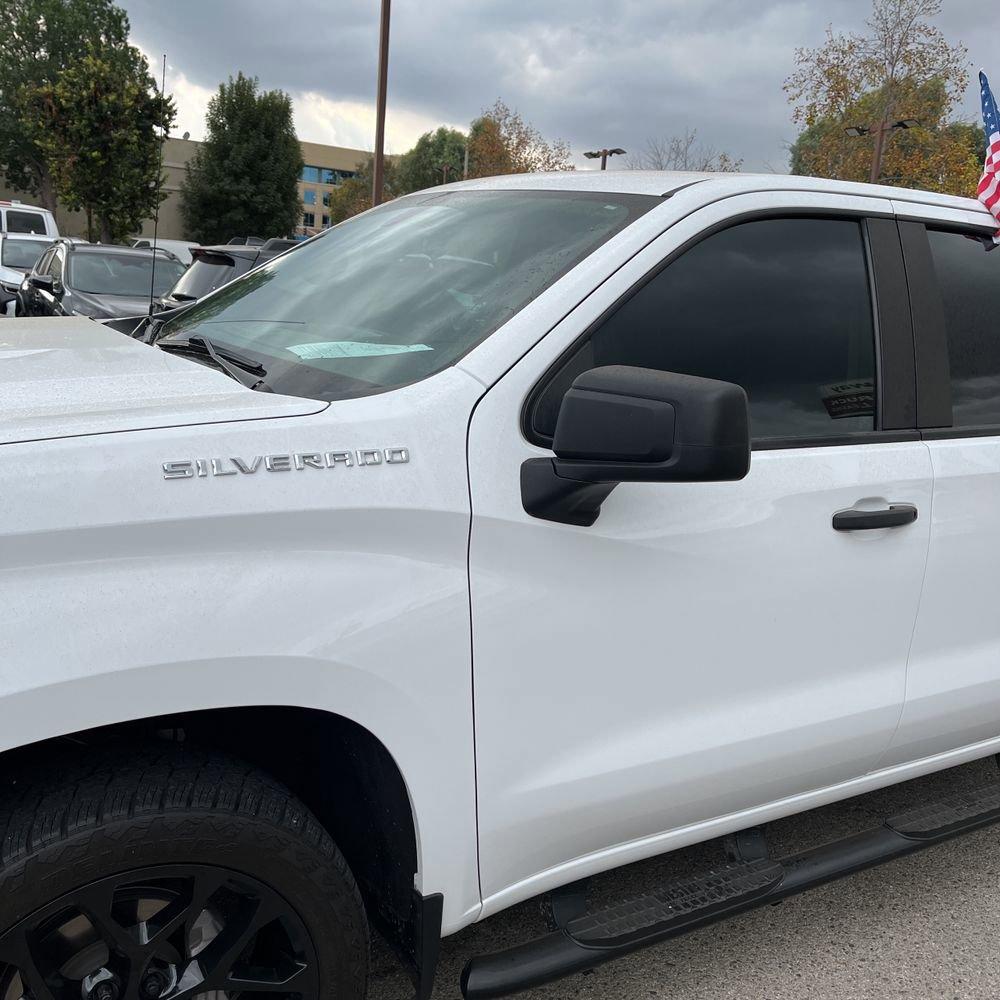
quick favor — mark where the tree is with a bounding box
[395,126,467,193]
[180,73,303,244]
[467,100,572,177]
[627,129,742,172]
[327,155,399,224]
[785,0,971,189]
[0,0,130,210]
[788,75,981,195]
[29,45,174,243]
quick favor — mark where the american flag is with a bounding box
[978,70,1000,237]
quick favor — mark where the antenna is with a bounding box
[148,53,167,318]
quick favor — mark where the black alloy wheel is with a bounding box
[0,865,318,1000]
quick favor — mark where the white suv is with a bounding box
[1,172,999,1000]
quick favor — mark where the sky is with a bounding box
[120,0,995,173]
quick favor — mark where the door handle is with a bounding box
[832,504,918,531]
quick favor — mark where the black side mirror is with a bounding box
[28,273,54,292]
[521,365,750,526]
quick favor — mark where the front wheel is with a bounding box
[0,746,369,999]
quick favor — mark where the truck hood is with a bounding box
[0,317,326,445]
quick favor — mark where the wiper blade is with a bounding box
[158,335,271,392]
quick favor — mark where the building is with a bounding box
[0,137,371,243]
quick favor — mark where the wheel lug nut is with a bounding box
[140,971,169,999]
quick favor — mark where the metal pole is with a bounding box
[372,0,391,206]
[600,149,608,170]
[869,113,894,184]
[148,53,166,318]
[463,144,469,179]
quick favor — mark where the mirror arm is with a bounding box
[520,458,618,527]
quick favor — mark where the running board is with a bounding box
[461,782,1000,999]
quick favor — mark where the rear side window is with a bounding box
[6,210,47,234]
[530,217,877,444]
[926,230,1000,428]
[169,255,244,300]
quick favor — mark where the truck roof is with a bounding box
[443,169,990,219]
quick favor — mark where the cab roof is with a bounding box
[443,169,989,219]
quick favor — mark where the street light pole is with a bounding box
[843,118,919,183]
[372,0,391,206]
[583,147,626,170]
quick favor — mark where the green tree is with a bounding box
[29,45,174,242]
[327,155,399,224]
[180,73,303,244]
[0,0,130,210]
[788,76,981,195]
[785,0,971,190]
[395,126,466,193]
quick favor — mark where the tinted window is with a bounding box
[1,239,53,269]
[47,250,63,280]
[6,210,47,234]
[927,229,1000,427]
[158,190,656,402]
[532,217,877,442]
[168,255,247,300]
[301,166,320,183]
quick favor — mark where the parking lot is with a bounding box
[370,756,1000,999]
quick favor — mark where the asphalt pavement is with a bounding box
[370,756,1000,999]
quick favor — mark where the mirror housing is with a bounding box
[28,273,54,292]
[521,365,750,526]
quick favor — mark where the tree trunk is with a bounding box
[38,170,58,214]
[99,215,113,244]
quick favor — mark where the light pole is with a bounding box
[583,147,626,170]
[844,118,919,183]
[372,0,391,206]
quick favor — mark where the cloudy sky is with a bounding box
[120,0,992,172]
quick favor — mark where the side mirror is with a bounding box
[521,365,750,526]
[28,273,54,292]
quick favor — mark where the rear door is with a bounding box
[468,194,934,903]
[882,209,1000,765]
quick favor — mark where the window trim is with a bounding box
[521,208,916,452]
[900,219,1000,440]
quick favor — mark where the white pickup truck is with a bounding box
[2,171,1000,1000]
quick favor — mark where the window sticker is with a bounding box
[288,341,434,360]
[820,379,875,419]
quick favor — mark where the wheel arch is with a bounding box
[0,702,431,982]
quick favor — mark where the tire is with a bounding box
[0,744,369,999]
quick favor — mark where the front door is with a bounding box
[468,203,933,904]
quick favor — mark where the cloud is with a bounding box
[122,0,993,172]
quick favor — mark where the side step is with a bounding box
[461,782,1000,999]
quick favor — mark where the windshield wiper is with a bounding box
[158,335,271,392]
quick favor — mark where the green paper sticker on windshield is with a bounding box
[288,341,434,360]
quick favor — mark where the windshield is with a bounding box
[168,254,246,300]
[2,238,53,270]
[157,189,657,401]
[68,252,186,296]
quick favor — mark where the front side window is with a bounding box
[6,210,47,234]
[158,189,657,402]
[47,250,63,280]
[926,229,1000,428]
[1,239,53,269]
[530,217,877,444]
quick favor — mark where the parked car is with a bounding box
[0,198,58,237]
[130,236,200,265]
[0,232,55,315]
[2,172,1000,1000]
[19,239,186,320]
[157,237,300,309]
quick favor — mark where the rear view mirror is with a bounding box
[29,273,54,292]
[521,365,750,526]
